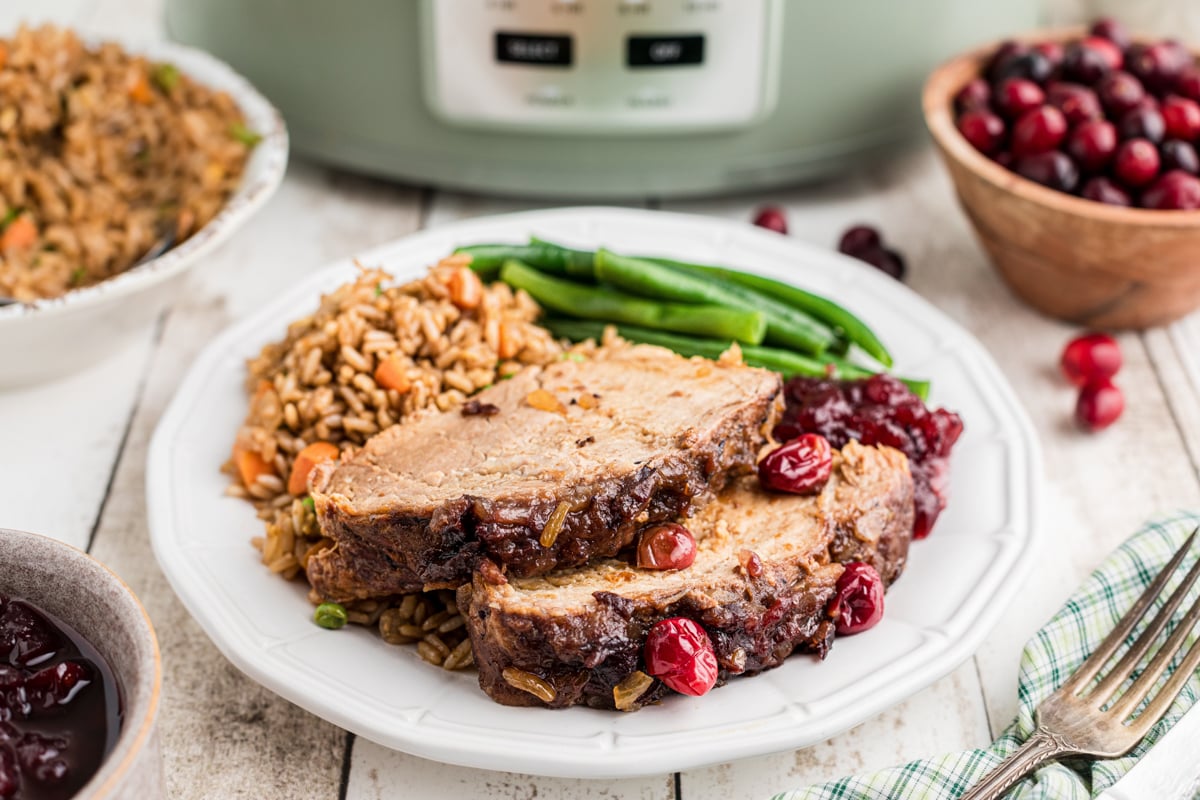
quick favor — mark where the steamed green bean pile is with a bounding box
[454,238,927,398]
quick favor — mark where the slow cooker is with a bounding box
[165,0,1039,198]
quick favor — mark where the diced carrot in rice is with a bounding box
[128,69,153,104]
[1,215,36,251]
[288,441,340,496]
[374,356,411,394]
[233,443,275,487]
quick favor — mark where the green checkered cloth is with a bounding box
[774,513,1200,800]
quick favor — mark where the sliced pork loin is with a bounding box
[306,344,782,601]
[460,441,914,710]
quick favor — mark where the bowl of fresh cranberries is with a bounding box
[923,18,1200,329]
[0,529,162,799]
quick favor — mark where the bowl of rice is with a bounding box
[0,25,287,386]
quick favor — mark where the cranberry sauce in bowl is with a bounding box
[0,595,122,800]
[774,374,964,539]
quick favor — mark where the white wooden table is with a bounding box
[5,1,1200,797]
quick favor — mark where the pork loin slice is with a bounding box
[460,441,914,710]
[307,344,782,601]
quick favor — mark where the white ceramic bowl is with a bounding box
[0,37,288,387]
[0,528,163,799]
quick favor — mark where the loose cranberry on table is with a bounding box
[1075,380,1125,431]
[1141,170,1200,210]
[751,206,787,234]
[636,523,697,571]
[758,433,833,495]
[837,225,907,281]
[828,562,885,635]
[1061,332,1122,385]
[643,618,718,697]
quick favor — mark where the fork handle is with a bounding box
[959,727,1077,800]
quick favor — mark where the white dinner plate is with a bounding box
[147,207,1042,778]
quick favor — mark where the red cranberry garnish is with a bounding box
[752,206,788,234]
[636,523,697,571]
[1176,68,1200,102]
[828,562,885,635]
[1096,71,1146,118]
[953,78,991,113]
[737,549,763,579]
[1114,138,1162,186]
[956,110,1006,155]
[995,79,1045,119]
[1061,332,1122,386]
[1081,177,1133,206]
[1046,82,1104,126]
[1118,107,1166,144]
[1081,36,1123,71]
[837,225,880,255]
[1161,96,1200,141]
[1066,120,1118,172]
[1016,151,1080,192]
[643,618,718,697]
[758,433,833,495]
[1075,380,1125,432]
[1161,139,1200,174]
[1012,106,1068,157]
[1141,170,1200,210]
[1063,41,1113,84]
[1129,42,1189,93]
[1090,17,1131,50]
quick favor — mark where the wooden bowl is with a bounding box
[923,33,1200,329]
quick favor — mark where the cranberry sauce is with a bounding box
[0,595,122,800]
[774,374,964,539]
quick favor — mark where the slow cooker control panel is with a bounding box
[419,0,782,134]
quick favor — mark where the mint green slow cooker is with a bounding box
[166,0,1039,198]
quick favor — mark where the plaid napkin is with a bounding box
[774,513,1200,800]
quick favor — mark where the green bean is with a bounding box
[314,602,348,630]
[646,257,893,368]
[455,241,594,281]
[593,249,835,355]
[541,319,928,399]
[500,260,767,344]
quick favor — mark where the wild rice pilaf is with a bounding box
[228,256,565,669]
[0,25,255,301]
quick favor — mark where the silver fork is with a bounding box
[961,528,1200,800]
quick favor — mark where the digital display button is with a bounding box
[627,35,705,68]
[495,32,573,67]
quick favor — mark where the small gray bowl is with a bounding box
[0,529,162,799]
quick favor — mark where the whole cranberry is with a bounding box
[752,206,787,234]
[1034,41,1065,68]
[954,78,992,113]
[1012,106,1068,156]
[837,225,881,255]
[828,562,885,635]
[1141,170,1200,209]
[995,78,1046,119]
[1118,107,1167,143]
[1129,42,1189,93]
[758,433,833,495]
[1082,36,1124,71]
[956,109,1006,154]
[1161,96,1200,141]
[636,523,697,571]
[850,246,906,281]
[1063,41,1113,84]
[1016,151,1080,192]
[1046,82,1103,125]
[643,618,718,697]
[1090,17,1131,50]
[1114,138,1162,186]
[1176,68,1200,102]
[1081,176,1133,206]
[1096,71,1146,117]
[991,50,1054,85]
[984,41,1030,82]
[1066,120,1118,172]
[1161,139,1200,174]
[1075,380,1125,432]
[994,151,1015,170]
[1061,332,1122,386]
